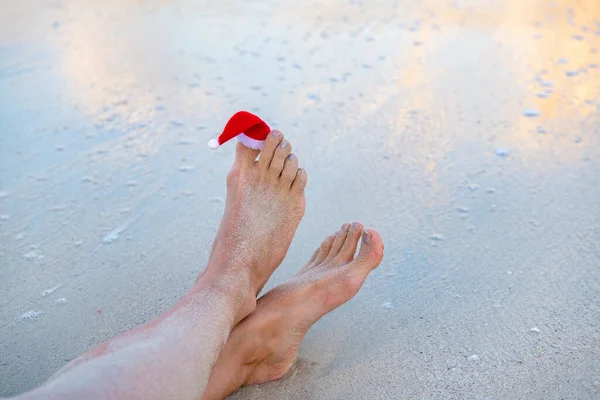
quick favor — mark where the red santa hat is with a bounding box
[207,111,271,150]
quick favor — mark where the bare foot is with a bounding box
[47,132,306,386]
[199,131,307,322]
[202,223,384,399]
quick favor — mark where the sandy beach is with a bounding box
[1,0,599,398]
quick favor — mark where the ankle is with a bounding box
[207,248,259,287]
[193,263,257,323]
[206,250,264,296]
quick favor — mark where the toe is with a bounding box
[352,229,384,275]
[291,168,308,194]
[324,223,350,263]
[315,234,336,264]
[270,140,292,177]
[334,221,363,263]
[258,131,284,170]
[299,233,336,274]
[280,154,299,188]
[234,142,260,168]
[307,247,320,264]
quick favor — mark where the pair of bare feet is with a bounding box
[200,131,384,399]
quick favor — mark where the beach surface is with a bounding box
[1,0,599,398]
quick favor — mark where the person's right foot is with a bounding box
[202,222,384,399]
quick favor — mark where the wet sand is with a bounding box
[1,0,599,398]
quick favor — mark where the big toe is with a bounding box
[352,229,384,276]
[234,141,260,167]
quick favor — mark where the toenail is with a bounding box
[271,130,281,137]
[362,231,371,244]
[342,223,349,231]
[352,222,361,230]
[287,153,296,161]
[280,140,288,149]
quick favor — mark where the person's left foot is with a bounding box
[199,132,307,323]
[202,222,384,399]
